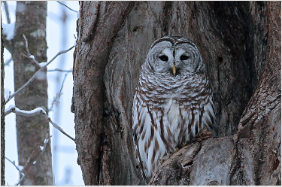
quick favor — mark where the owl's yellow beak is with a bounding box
[172,64,176,76]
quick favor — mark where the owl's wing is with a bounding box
[132,93,148,179]
[202,98,217,136]
[132,92,166,179]
[132,130,147,181]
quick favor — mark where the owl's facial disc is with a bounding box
[149,40,202,75]
[175,45,198,73]
[153,46,184,76]
[152,46,175,74]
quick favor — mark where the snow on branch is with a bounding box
[2,22,15,40]
[5,106,75,142]
[5,105,46,116]
[5,45,75,105]
[57,1,78,13]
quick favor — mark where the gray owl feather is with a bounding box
[132,36,216,179]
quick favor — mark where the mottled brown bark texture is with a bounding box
[5,2,53,185]
[1,24,6,185]
[73,1,280,185]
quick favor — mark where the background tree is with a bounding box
[3,2,53,185]
[73,1,280,185]
[2,22,6,186]
[2,1,82,185]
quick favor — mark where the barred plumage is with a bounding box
[132,36,216,179]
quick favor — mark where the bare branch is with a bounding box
[17,175,26,186]
[16,134,52,185]
[57,1,78,13]
[45,45,75,67]
[48,68,72,73]
[5,45,75,104]
[59,73,68,95]
[22,35,44,68]
[22,34,31,56]
[49,73,69,112]
[7,35,41,68]
[4,57,12,66]
[5,157,24,176]
[5,106,75,142]
[48,118,75,142]
[4,69,44,104]
[3,1,11,24]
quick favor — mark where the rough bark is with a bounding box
[1,23,5,185]
[10,2,53,185]
[234,1,281,185]
[72,1,135,185]
[73,1,280,185]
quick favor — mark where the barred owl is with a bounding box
[132,36,216,179]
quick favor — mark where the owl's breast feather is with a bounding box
[139,72,211,107]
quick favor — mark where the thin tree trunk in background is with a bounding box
[1,24,6,185]
[73,1,280,185]
[12,2,53,185]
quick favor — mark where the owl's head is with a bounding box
[144,36,205,76]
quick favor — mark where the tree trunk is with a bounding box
[73,1,280,185]
[11,2,53,185]
[1,23,6,185]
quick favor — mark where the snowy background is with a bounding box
[2,1,84,185]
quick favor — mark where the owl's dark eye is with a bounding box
[180,55,189,60]
[159,55,168,61]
